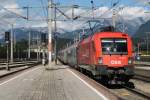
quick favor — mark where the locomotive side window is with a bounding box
[101,38,128,55]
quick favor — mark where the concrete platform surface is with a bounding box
[0,63,112,100]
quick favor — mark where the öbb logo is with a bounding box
[111,60,121,64]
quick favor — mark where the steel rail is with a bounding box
[122,85,150,99]
[134,74,150,82]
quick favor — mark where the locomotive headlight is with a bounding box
[128,57,133,64]
[98,57,103,64]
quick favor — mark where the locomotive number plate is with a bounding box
[111,60,121,64]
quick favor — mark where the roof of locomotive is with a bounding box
[94,32,129,38]
[79,32,130,44]
[59,32,131,53]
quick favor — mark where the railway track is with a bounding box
[105,78,150,100]
[108,85,150,100]
[122,85,150,99]
[0,61,38,65]
[73,67,150,100]
[0,61,40,70]
[135,64,150,67]
[0,61,41,79]
[59,60,150,100]
[134,74,150,82]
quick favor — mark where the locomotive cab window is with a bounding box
[101,38,128,55]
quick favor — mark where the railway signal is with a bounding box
[41,33,46,44]
[5,31,10,43]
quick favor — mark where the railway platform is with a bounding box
[0,66,29,77]
[135,66,150,78]
[134,61,150,78]
[135,61,150,66]
[0,62,119,100]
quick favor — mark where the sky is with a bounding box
[0,0,149,35]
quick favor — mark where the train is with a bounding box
[58,26,134,84]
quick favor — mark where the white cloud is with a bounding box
[65,8,86,17]
[32,22,47,28]
[0,0,23,35]
[118,6,148,20]
[94,7,110,17]
[56,21,75,31]
[0,0,149,34]
[135,0,150,5]
[4,3,21,14]
[54,6,150,33]
[0,0,21,14]
[3,5,148,35]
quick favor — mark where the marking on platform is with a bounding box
[22,78,34,81]
[0,67,40,86]
[120,92,130,96]
[67,69,109,100]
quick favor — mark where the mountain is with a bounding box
[134,20,150,38]
[58,17,146,40]
[14,27,48,41]
[0,17,147,47]
[132,20,150,45]
[123,17,145,36]
[0,27,48,44]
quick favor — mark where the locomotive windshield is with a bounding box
[101,38,128,55]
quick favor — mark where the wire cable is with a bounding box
[0,5,27,20]
[40,0,48,21]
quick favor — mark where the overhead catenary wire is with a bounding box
[40,0,48,22]
[26,7,47,22]
[0,5,27,20]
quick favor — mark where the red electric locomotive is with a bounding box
[58,24,134,84]
[77,31,134,84]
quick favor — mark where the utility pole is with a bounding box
[28,29,31,59]
[112,9,116,29]
[72,5,79,19]
[72,5,74,19]
[6,43,9,70]
[82,27,85,35]
[138,43,140,54]
[54,3,57,64]
[78,32,81,41]
[39,30,41,61]
[5,31,10,71]
[10,24,14,63]
[146,32,150,55]
[48,0,53,64]
[37,32,40,61]
[91,0,95,19]
[147,33,149,55]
